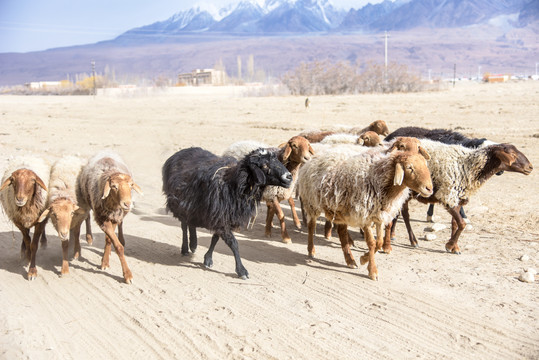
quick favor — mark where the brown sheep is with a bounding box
[78,151,142,284]
[0,157,50,280]
[265,136,314,243]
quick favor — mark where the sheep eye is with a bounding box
[262,164,268,170]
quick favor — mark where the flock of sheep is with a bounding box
[0,120,533,283]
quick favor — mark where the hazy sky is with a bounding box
[0,0,380,53]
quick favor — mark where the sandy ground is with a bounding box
[0,81,537,359]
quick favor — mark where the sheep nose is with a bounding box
[122,201,131,211]
[60,231,69,240]
[282,172,293,183]
[15,197,27,206]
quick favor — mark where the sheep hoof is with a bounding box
[359,254,369,265]
[294,222,302,230]
[27,268,37,281]
[86,235,93,245]
[347,261,358,269]
[239,274,249,280]
[368,272,378,281]
[445,243,461,254]
[282,237,292,244]
[381,246,392,254]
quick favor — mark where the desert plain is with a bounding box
[0,81,537,359]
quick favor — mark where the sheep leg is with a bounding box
[300,198,308,227]
[265,203,275,237]
[273,199,291,243]
[118,222,125,246]
[288,197,302,229]
[203,234,219,269]
[189,225,197,253]
[71,221,82,260]
[336,224,357,269]
[221,231,249,279]
[61,240,69,276]
[28,221,46,281]
[101,221,133,284]
[445,205,466,254]
[359,226,378,281]
[375,223,384,252]
[307,217,317,258]
[382,220,395,254]
[39,229,47,249]
[181,222,190,255]
[16,224,31,261]
[401,200,418,247]
[324,220,332,240]
[85,215,93,245]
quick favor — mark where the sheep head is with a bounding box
[281,136,315,164]
[387,137,431,160]
[0,169,47,207]
[38,199,85,241]
[393,153,433,198]
[357,131,382,147]
[367,120,389,136]
[102,173,143,212]
[490,143,533,176]
[247,149,292,188]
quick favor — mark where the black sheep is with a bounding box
[162,147,292,279]
[385,126,494,148]
[384,126,500,224]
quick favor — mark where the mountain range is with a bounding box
[117,0,537,40]
[0,0,538,86]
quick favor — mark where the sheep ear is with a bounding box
[38,208,50,223]
[250,165,266,185]
[418,146,431,160]
[102,180,111,199]
[132,182,143,195]
[34,176,47,191]
[0,177,12,191]
[282,144,292,161]
[308,144,315,155]
[393,163,404,186]
[495,148,516,166]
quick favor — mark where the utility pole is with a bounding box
[91,60,97,96]
[453,63,456,87]
[383,31,390,86]
[478,65,481,82]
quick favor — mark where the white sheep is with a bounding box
[0,156,50,280]
[388,139,533,254]
[222,140,268,160]
[37,155,92,276]
[78,150,142,284]
[298,141,433,280]
[321,131,382,147]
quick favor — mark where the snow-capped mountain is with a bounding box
[116,0,537,41]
